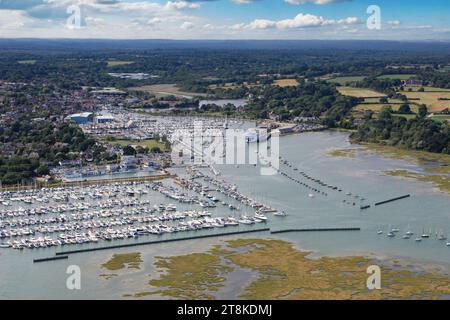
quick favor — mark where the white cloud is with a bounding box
[164,1,200,11]
[245,13,360,30]
[0,10,29,28]
[248,19,276,29]
[387,20,401,26]
[285,0,351,4]
[180,21,194,29]
[232,0,256,4]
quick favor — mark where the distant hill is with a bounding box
[1,39,450,54]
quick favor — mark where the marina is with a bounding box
[1,130,450,299]
[0,164,284,251]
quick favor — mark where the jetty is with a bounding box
[271,227,360,234]
[375,195,410,206]
[33,255,69,263]
[56,228,271,255]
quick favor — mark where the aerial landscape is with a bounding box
[0,0,450,303]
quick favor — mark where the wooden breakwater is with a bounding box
[33,255,69,263]
[56,228,271,255]
[375,194,410,206]
[271,227,360,234]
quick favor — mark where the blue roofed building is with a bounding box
[65,112,94,124]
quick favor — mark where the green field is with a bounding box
[403,85,450,92]
[17,60,36,65]
[391,113,417,120]
[354,104,419,113]
[377,74,416,80]
[328,76,366,85]
[107,60,135,67]
[337,87,385,98]
[430,114,450,123]
[128,84,207,98]
[107,138,169,152]
[401,87,450,112]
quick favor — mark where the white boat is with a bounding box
[377,230,383,235]
[254,213,268,221]
[238,216,254,225]
[273,211,287,217]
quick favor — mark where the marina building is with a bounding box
[65,112,94,124]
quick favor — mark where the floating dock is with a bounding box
[271,227,360,234]
[56,228,271,255]
[374,194,410,206]
[33,255,69,263]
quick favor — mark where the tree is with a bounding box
[151,146,162,153]
[418,105,428,119]
[122,145,136,156]
[398,104,411,114]
[379,106,393,120]
[36,165,50,176]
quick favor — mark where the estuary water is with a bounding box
[199,99,248,108]
[0,130,449,299]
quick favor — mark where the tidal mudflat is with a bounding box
[101,239,450,300]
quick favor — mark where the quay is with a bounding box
[271,227,361,234]
[56,228,271,255]
[0,173,173,192]
[374,195,410,206]
[33,255,69,263]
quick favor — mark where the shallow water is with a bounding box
[1,130,449,299]
[199,99,247,108]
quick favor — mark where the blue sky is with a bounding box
[0,0,449,39]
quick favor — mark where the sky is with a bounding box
[0,0,449,40]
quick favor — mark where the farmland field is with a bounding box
[208,82,260,90]
[354,103,419,113]
[391,113,417,120]
[273,79,299,87]
[17,60,36,65]
[328,76,366,85]
[377,74,416,80]
[401,89,450,112]
[403,85,450,92]
[430,114,450,123]
[107,60,135,67]
[363,97,404,104]
[337,87,385,98]
[128,84,207,98]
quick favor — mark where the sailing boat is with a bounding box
[421,228,431,238]
[437,230,447,241]
[405,224,414,236]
